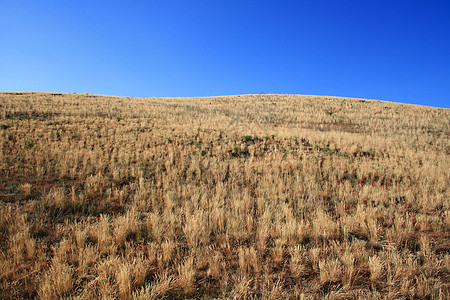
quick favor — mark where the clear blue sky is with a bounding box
[1,1,449,107]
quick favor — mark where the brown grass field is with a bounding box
[0,92,449,299]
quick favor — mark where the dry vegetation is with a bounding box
[0,92,449,299]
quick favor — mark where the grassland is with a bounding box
[0,92,448,299]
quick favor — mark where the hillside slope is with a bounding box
[0,92,449,298]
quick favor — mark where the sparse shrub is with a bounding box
[290,246,307,277]
[324,108,335,116]
[19,183,32,196]
[177,257,195,294]
[25,140,35,149]
[341,250,355,285]
[362,150,374,157]
[369,255,383,282]
[1,124,8,130]
[117,263,132,299]
[38,260,74,299]
[319,258,342,284]
[243,135,252,142]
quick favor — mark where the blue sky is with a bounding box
[1,1,449,107]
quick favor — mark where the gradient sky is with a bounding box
[1,1,449,107]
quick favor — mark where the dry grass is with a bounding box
[0,92,449,299]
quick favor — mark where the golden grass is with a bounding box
[0,92,449,298]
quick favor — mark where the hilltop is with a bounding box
[0,92,448,298]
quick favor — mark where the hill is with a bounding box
[0,92,448,298]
